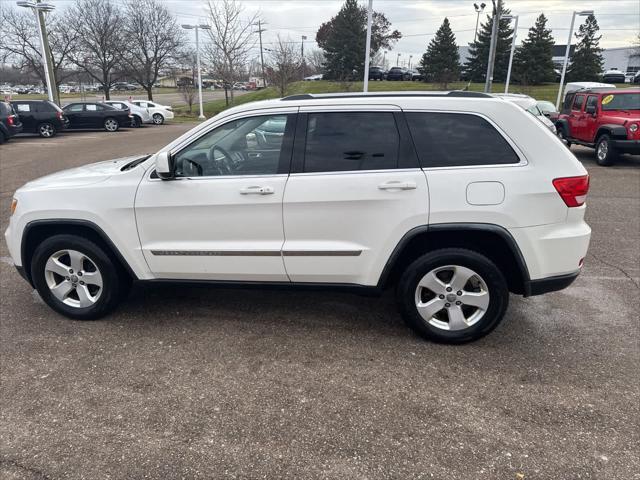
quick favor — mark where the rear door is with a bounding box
[12,102,36,132]
[63,103,86,128]
[281,106,429,286]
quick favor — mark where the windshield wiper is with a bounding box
[121,155,151,171]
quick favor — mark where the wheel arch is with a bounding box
[595,124,627,141]
[21,219,138,286]
[555,118,570,136]
[378,223,531,295]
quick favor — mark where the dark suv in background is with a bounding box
[11,100,68,138]
[368,66,386,81]
[386,67,411,81]
[0,101,23,144]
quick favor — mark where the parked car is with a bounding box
[602,68,626,83]
[368,66,386,81]
[131,100,174,125]
[386,67,411,81]
[303,74,323,81]
[495,94,557,134]
[10,100,68,138]
[113,82,138,91]
[634,71,640,84]
[5,91,592,344]
[556,88,640,165]
[536,100,559,122]
[409,69,424,81]
[62,102,132,132]
[103,100,152,127]
[0,101,22,144]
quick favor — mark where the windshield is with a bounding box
[601,93,640,111]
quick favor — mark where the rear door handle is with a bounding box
[239,185,274,195]
[378,181,417,190]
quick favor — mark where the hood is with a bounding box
[22,155,148,190]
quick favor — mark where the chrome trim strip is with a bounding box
[150,250,363,257]
[151,250,281,257]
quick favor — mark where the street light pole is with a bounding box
[503,15,518,94]
[383,51,387,69]
[301,35,307,79]
[397,53,401,66]
[408,55,413,69]
[556,10,594,110]
[363,0,373,92]
[484,0,501,93]
[17,0,58,104]
[253,20,267,86]
[182,24,211,120]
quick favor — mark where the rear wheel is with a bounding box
[131,115,141,128]
[31,234,129,320]
[38,122,56,138]
[397,248,509,343]
[104,117,119,132]
[152,113,164,125]
[595,134,617,166]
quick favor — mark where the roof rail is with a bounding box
[280,91,492,101]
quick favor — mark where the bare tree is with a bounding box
[266,35,301,97]
[180,84,196,114]
[67,0,125,100]
[120,0,184,100]
[204,0,257,105]
[0,7,77,95]
[306,49,326,74]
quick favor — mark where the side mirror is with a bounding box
[155,151,174,180]
[585,105,596,115]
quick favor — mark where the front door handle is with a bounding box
[378,181,417,191]
[239,185,274,195]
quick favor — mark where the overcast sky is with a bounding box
[166,0,639,61]
[6,0,639,63]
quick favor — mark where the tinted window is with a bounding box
[406,112,519,168]
[173,114,293,177]
[66,104,84,112]
[586,96,598,109]
[303,112,400,172]
[601,93,640,111]
[572,95,585,110]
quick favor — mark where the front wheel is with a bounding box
[104,117,119,132]
[595,134,617,166]
[30,234,129,320]
[131,115,141,128]
[397,248,509,343]
[152,113,164,125]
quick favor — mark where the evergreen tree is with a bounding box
[567,14,604,82]
[419,18,460,88]
[513,14,555,85]
[464,4,514,83]
[316,0,401,80]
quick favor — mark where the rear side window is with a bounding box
[303,112,400,172]
[406,112,519,168]
[15,103,31,112]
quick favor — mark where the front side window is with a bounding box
[303,112,400,172]
[572,95,585,111]
[406,112,520,168]
[173,114,293,177]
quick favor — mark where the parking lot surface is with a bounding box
[1,125,639,479]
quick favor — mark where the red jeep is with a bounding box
[556,88,640,166]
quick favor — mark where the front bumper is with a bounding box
[611,139,640,155]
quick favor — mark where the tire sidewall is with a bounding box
[31,235,122,320]
[398,249,509,343]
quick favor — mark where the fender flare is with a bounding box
[595,124,627,140]
[555,118,570,137]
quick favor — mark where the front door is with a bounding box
[282,107,429,286]
[570,94,587,140]
[63,103,86,128]
[583,95,599,142]
[135,111,297,281]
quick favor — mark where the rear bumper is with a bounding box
[611,139,640,154]
[525,271,579,296]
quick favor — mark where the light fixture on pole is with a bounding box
[502,15,518,94]
[17,0,57,104]
[556,10,594,109]
[473,3,486,44]
[182,23,211,120]
[363,0,373,92]
[397,53,401,66]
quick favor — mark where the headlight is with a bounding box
[630,123,638,133]
[10,198,17,215]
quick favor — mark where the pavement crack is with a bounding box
[0,458,52,480]
[588,253,640,290]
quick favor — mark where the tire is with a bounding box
[38,122,56,138]
[131,115,141,128]
[397,248,509,344]
[595,134,617,166]
[30,234,129,320]
[0,131,5,144]
[104,117,119,132]
[152,113,164,125]
[557,126,571,148]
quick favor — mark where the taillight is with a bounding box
[7,115,14,126]
[553,175,590,207]
[56,111,63,120]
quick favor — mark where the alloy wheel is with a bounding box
[597,139,608,161]
[105,119,118,131]
[39,124,54,137]
[44,249,103,308]
[414,265,490,331]
[153,114,163,125]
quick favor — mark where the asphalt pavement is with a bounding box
[0,124,639,479]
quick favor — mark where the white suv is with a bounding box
[4,92,591,343]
